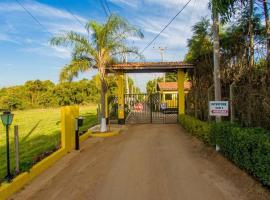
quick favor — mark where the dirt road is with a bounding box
[11,124,269,200]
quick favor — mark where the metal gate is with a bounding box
[125,93,178,124]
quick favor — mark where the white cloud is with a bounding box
[0,1,88,35]
[21,42,71,59]
[0,1,86,23]
[0,33,21,44]
[108,0,140,8]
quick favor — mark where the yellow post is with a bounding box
[61,106,79,151]
[105,92,109,124]
[178,69,185,115]
[117,72,125,124]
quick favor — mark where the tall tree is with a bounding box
[248,0,254,70]
[263,0,270,69]
[51,14,143,132]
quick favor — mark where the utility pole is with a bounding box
[212,3,221,123]
[154,46,167,82]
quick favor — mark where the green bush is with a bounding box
[210,123,270,186]
[180,115,270,187]
[179,114,211,144]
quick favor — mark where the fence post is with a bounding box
[14,125,20,174]
[230,82,235,123]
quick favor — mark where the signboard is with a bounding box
[209,101,229,116]
[160,103,167,110]
[134,103,143,112]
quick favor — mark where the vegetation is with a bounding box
[185,0,270,130]
[179,114,270,187]
[211,122,270,186]
[0,106,97,183]
[179,115,211,144]
[50,14,143,131]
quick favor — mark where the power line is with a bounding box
[15,0,53,36]
[104,0,111,14]
[137,0,192,58]
[99,0,110,17]
[59,0,85,28]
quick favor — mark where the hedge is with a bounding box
[179,114,270,187]
[179,114,211,144]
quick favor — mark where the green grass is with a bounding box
[0,105,97,182]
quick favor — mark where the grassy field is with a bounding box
[0,105,97,182]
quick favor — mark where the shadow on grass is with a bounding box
[21,120,42,143]
[0,131,60,183]
[0,112,97,183]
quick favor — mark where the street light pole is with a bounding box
[5,124,11,180]
[212,4,221,123]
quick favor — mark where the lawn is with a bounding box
[0,105,97,183]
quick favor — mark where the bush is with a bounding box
[211,123,270,186]
[179,115,270,187]
[179,114,211,144]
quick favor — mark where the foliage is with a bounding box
[210,122,270,186]
[180,114,270,187]
[179,114,211,144]
[0,75,127,110]
[0,106,97,182]
[50,14,143,121]
[185,2,270,125]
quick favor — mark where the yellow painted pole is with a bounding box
[178,69,185,115]
[61,106,79,151]
[105,92,109,124]
[117,72,125,124]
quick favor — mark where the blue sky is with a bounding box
[0,0,209,90]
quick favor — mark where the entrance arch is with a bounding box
[106,62,194,124]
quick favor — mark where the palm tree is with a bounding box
[51,14,143,132]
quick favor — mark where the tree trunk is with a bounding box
[263,0,270,71]
[248,0,254,70]
[99,66,107,132]
[212,5,222,123]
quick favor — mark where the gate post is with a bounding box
[117,72,125,124]
[61,106,79,152]
[177,69,185,116]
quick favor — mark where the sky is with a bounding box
[0,0,210,90]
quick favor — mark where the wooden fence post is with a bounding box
[14,125,20,174]
[230,82,235,123]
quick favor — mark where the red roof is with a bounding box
[157,82,192,91]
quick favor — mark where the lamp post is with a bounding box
[1,111,14,181]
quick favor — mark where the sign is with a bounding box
[160,103,167,110]
[209,101,229,116]
[134,103,143,112]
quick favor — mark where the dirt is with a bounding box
[10,124,270,200]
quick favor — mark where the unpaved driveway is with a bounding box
[11,124,269,200]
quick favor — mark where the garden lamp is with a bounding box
[1,111,14,126]
[1,111,14,181]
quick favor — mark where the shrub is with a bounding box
[179,115,270,186]
[179,114,211,144]
[210,123,270,186]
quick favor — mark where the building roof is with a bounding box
[106,62,194,73]
[157,82,192,91]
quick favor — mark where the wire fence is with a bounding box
[0,105,98,183]
[186,81,270,131]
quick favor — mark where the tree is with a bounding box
[262,0,270,69]
[51,14,143,132]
